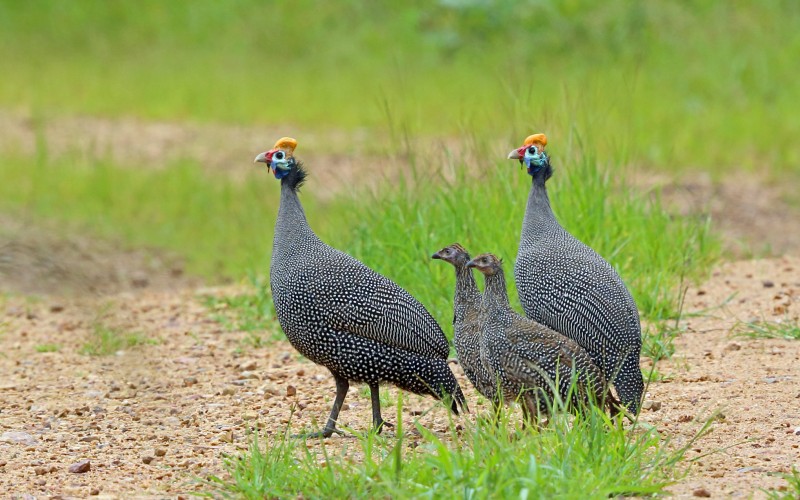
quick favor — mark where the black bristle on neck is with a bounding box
[282,161,307,191]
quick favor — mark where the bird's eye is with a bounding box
[527,146,538,155]
[274,151,285,160]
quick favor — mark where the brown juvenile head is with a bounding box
[431,243,470,266]
[465,253,503,276]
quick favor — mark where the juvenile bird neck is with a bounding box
[481,269,511,315]
[453,262,480,324]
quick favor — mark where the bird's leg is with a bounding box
[295,374,348,438]
[369,382,393,433]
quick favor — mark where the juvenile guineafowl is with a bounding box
[432,243,498,407]
[467,253,610,422]
[256,137,466,438]
[508,134,644,414]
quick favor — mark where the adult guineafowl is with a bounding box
[508,133,644,414]
[432,243,498,408]
[256,137,466,438]
[466,253,612,422]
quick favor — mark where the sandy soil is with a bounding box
[1,256,798,498]
[2,112,800,497]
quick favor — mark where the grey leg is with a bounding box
[297,373,348,438]
[369,382,393,433]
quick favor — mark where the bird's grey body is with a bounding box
[432,244,498,406]
[262,142,465,437]
[468,253,608,420]
[510,138,644,413]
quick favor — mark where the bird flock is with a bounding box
[254,134,643,437]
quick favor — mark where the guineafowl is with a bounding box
[432,243,498,408]
[256,137,467,438]
[508,134,644,414]
[467,253,610,422]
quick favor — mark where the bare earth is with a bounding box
[1,112,799,498]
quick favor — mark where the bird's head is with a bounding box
[465,253,503,276]
[431,243,470,266]
[254,137,298,179]
[508,133,549,175]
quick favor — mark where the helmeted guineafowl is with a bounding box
[432,243,499,408]
[255,137,467,438]
[466,253,612,422]
[508,133,644,414]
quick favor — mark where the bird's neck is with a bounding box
[453,263,480,324]
[481,270,511,315]
[274,180,318,250]
[521,173,557,240]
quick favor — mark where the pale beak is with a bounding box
[507,147,523,160]
[254,151,268,164]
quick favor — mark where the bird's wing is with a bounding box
[302,250,451,360]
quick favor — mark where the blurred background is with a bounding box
[0,0,797,303]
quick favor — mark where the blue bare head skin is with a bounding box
[523,145,549,174]
[270,150,294,179]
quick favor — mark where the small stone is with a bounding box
[1,431,37,446]
[34,466,48,475]
[142,456,154,464]
[724,342,741,353]
[286,385,297,397]
[794,427,800,436]
[49,304,65,313]
[221,387,236,396]
[642,400,662,412]
[762,280,775,288]
[696,289,707,296]
[240,360,257,371]
[243,412,259,421]
[131,272,150,288]
[692,487,711,497]
[183,377,198,387]
[90,488,100,496]
[296,369,305,376]
[68,459,91,473]
[155,448,167,457]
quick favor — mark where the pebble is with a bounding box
[68,459,91,473]
[762,280,775,288]
[642,400,662,412]
[221,387,236,396]
[1,431,37,446]
[142,456,154,465]
[794,427,800,436]
[34,466,48,475]
[692,487,711,497]
[155,448,167,457]
[286,385,297,397]
[183,377,198,387]
[240,360,257,371]
[90,488,100,495]
[243,412,259,421]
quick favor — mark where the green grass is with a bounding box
[35,343,60,353]
[767,468,800,499]
[206,395,711,498]
[733,319,800,340]
[80,322,159,356]
[1,1,798,174]
[203,277,284,347]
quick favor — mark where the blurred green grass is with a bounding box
[1,0,798,173]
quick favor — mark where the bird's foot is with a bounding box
[292,428,344,439]
[373,420,393,434]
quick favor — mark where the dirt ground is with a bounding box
[1,112,800,498]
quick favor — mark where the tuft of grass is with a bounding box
[206,394,711,498]
[80,323,159,356]
[35,343,60,353]
[733,319,800,340]
[766,467,800,499]
[331,140,719,354]
[203,277,284,347]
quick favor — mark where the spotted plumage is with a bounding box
[256,138,466,438]
[467,253,611,421]
[508,134,644,414]
[432,243,499,407]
